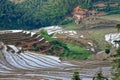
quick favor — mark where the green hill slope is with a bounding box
[0,0,119,30]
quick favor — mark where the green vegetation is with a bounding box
[37,29,53,41]
[37,29,70,55]
[63,23,83,30]
[88,28,117,50]
[66,43,86,52]
[82,0,93,9]
[94,0,120,14]
[1,0,119,30]
[0,0,83,30]
[112,24,120,80]
[50,38,92,60]
[62,43,93,59]
[72,71,81,80]
[33,47,39,52]
[37,29,92,59]
[112,42,120,80]
[116,24,120,31]
[64,24,117,51]
[32,43,39,51]
[99,14,120,22]
[50,40,70,56]
[59,17,74,25]
[48,39,92,60]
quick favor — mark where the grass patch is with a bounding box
[63,23,83,30]
[68,52,93,60]
[61,43,93,59]
[37,29,53,41]
[88,28,117,50]
[66,43,86,52]
[99,14,120,21]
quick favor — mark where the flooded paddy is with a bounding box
[0,57,112,80]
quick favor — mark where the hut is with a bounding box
[72,6,97,24]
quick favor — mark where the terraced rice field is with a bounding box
[0,46,112,80]
[0,30,112,80]
[0,44,73,80]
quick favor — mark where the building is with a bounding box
[72,6,97,24]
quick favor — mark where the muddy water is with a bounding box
[0,59,112,80]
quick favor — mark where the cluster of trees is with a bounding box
[0,0,98,30]
[0,0,119,30]
[0,0,78,29]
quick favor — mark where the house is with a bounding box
[72,6,97,24]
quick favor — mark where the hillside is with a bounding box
[0,30,69,55]
[0,0,120,30]
[0,0,120,80]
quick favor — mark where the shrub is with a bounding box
[59,18,74,25]
[72,71,81,80]
[33,47,39,51]
[37,29,53,41]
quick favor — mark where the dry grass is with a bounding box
[87,28,117,50]
[99,14,120,22]
[63,23,83,30]
[62,14,120,51]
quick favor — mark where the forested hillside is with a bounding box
[0,0,120,30]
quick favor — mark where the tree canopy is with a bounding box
[0,0,95,30]
[0,0,119,30]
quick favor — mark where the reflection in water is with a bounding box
[0,45,112,80]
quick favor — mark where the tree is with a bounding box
[105,0,111,12]
[0,0,114,30]
[112,24,120,80]
[72,71,81,80]
[81,0,93,9]
[112,40,120,80]
[0,0,83,30]
[115,24,120,31]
